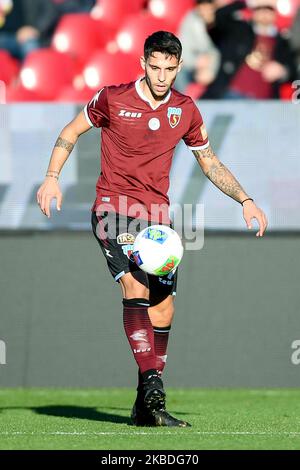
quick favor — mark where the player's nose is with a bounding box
[158,70,166,82]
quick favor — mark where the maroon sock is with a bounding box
[122,298,157,374]
[137,325,171,391]
[153,325,171,375]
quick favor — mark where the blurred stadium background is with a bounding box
[0,0,300,450]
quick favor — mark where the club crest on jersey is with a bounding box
[167,107,182,128]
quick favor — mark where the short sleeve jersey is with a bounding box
[84,78,209,222]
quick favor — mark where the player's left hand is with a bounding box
[242,200,268,237]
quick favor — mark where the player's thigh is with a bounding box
[91,210,149,296]
[148,269,178,307]
[119,272,149,299]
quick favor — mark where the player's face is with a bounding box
[141,52,182,99]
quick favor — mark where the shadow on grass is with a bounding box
[0,405,132,425]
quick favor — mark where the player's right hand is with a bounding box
[36,177,63,218]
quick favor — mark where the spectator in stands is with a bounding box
[177,0,220,93]
[0,0,96,61]
[51,0,96,14]
[0,0,58,60]
[202,0,296,99]
[289,7,300,77]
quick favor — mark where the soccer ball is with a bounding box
[132,225,184,276]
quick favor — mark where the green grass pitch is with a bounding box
[0,389,300,450]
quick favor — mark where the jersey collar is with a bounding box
[135,77,171,110]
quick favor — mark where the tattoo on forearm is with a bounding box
[193,145,215,161]
[192,145,246,201]
[206,161,244,200]
[54,137,74,154]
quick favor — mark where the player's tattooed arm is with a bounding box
[37,110,93,218]
[192,145,249,203]
[192,145,268,237]
[54,137,74,155]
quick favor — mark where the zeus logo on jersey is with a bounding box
[118,110,142,118]
[167,107,182,128]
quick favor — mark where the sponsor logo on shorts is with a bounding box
[158,277,173,286]
[122,244,134,260]
[117,233,135,244]
[167,107,182,128]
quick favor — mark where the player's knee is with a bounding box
[150,298,175,323]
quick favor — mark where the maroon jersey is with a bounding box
[84,78,209,223]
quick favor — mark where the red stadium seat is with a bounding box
[57,85,95,103]
[20,49,75,100]
[52,13,115,65]
[148,0,194,29]
[279,82,295,101]
[276,0,299,31]
[0,50,19,86]
[6,83,46,102]
[91,0,145,29]
[83,50,142,90]
[116,12,174,57]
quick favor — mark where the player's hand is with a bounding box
[36,177,62,218]
[242,200,268,237]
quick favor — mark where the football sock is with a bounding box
[153,325,171,375]
[123,298,157,374]
[137,325,171,391]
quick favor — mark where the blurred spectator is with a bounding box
[51,0,96,14]
[0,0,58,60]
[289,7,300,77]
[177,0,220,93]
[0,0,96,61]
[202,0,297,99]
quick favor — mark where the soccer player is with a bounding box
[37,31,268,427]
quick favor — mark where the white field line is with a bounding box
[0,431,300,437]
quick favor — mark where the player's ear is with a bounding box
[140,56,146,71]
[177,59,183,73]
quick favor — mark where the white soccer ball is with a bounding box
[132,225,184,276]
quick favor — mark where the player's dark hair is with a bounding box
[144,31,182,62]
